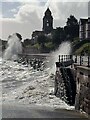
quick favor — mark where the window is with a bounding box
[79,32,84,39]
[47,23,49,26]
[79,25,83,31]
[46,20,49,27]
[86,23,88,30]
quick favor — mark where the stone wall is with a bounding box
[55,66,76,105]
[23,47,40,54]
[55,70,67,103]
[23,47,50,54]
[75,65,90,115]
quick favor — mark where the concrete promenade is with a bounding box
[1,103,89,119]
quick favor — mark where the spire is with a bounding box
[45,7,52,16]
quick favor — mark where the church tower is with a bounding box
[43,8,53,34]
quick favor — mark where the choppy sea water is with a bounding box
[0,57,74,110]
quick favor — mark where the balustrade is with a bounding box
[58,55,90,67]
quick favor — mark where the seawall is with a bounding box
[74,64,90,115]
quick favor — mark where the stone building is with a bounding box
[43,8,53,34]
[31,8,53,44]
[79,17,90,40]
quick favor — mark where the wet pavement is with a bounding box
[1,103,89,119]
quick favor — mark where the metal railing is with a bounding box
[58,55,90,67]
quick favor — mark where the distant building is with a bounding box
[43,8,53,34]
[79,17,90,40]
[31,8,53,44]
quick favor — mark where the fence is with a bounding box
[58,55,90,67]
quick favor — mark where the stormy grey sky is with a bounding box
[0,0,89,40]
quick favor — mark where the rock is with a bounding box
[29,86,35,90]
[27,93,32,97]
[15,96,18,99]
[18,68,24,71]
[24,86,35,93]
[49,95,55,99]
[19,96,24,99]
[29,100,36,104]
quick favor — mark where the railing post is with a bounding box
[61,55,63,62]
[88,56,90,67]
[82,56,83,65]
[63,55,65,61]
[68,55,70,61]
[75,56,77,63]
[80,56,82,66]
[68,55,70,60]
[66,55,67,61]
[59,55,60,62]
[66,55,68,61]
[70,55,72,60]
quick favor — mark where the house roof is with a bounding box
[79,18,88,25]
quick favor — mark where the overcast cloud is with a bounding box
[0,0,89,40]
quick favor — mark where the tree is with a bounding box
[23,39,31,47]
[67,15,78,26]
[64,15,79,41]
[52,27,65,45]
[37,34,46,46]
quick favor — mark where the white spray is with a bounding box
[48,41,71,74]
[3,33,22,60]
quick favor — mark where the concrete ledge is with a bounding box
[76,66,90,71]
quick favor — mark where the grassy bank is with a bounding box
[72,38,90,55]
